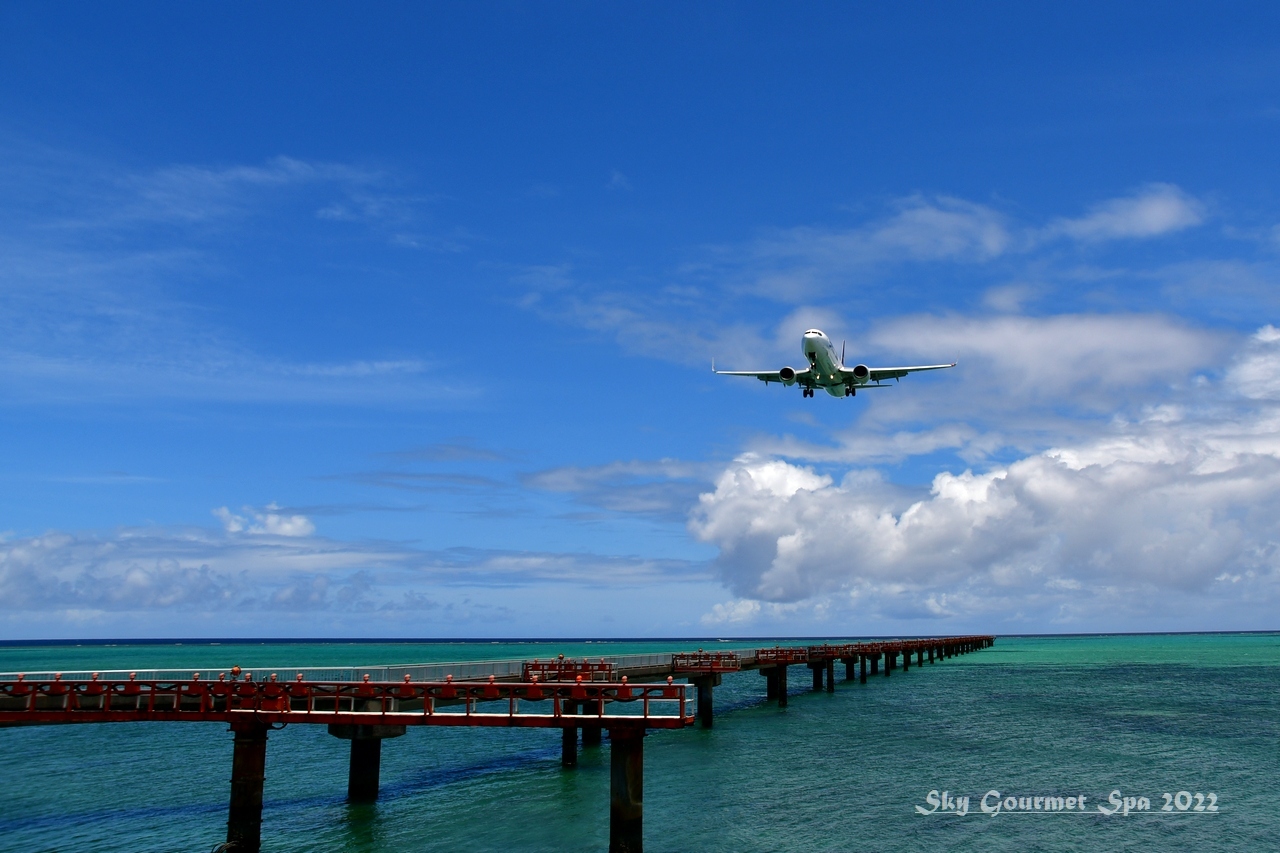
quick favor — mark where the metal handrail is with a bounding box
[0,674,691,727]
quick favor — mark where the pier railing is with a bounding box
[0,672,691,728]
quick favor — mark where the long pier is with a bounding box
[0,635,993,852]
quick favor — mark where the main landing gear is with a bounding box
[802,388,814,398]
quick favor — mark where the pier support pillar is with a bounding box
[777,666,789,707]
[842,658,855,681]
[810,663,824,691]
[609,728,645,853]
[928,647,934,663]
[884,651,892,676]
[227,721,270,853]
[328,724,407,804]
[349,739,381,802]
[825,659,835,693]
[583,700,603,746]
[870,654,879,675]
[762,667,778,699]
[562,700,579,768]
[694,675,720,729]
[859,655,867,684]
[903,650,910,672]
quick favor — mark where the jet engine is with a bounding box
[779,366,797,386]
[849,364,870,384]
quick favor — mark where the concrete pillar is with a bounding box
[695,677,715,729]
[348,739,381,803]
[903,649,910,672]
[870,654,879,675]
[583,699,603,746]
[226,721,269,853]
[328,724,407,803]
[917,649,924,667]
[762,667,778,699]
[609,728,645,853]
[842,658,854,681]
[811,663,824,691]
[825,659,835,693]
[884,651,892,676]
[562,700,579,768]
[777,666,789,708]
[859,654,867,684]
[928,647,934,663]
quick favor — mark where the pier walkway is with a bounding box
[0,635,993,853]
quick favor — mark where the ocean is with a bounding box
[0,633,1276,852]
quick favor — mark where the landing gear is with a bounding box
[802,388,813,398]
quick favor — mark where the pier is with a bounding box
[0,635,993,852]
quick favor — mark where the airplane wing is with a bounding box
[842,362,957,383]
[714,366,812,384]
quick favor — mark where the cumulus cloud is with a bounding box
[688,329,1280,627]
[1042,183,1204,243]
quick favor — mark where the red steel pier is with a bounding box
[0,634,993,852]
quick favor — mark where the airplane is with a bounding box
[714,329,955,398]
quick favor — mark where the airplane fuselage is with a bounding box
[713,327,952,398]
[802,329,854,397]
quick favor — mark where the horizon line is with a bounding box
[1,629,1277,647]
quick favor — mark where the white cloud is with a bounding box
[866,313,1225,401]
[0,151,462,407]
[700,599,761,625]
[1043,183,1204,243]
[737,313,1229,470]
[742,196,1011,298]
[1226,324,1280,400]
[688,330,1280,628]
[0,523,708,619]
[212,503,316,537]
[524,458,713,519]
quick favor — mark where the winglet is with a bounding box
[711,357,716,373]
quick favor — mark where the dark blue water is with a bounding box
[1,634,1276,851]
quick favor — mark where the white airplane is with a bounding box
[715,329,955,398]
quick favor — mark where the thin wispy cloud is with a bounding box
[1040,183,1205,243]
[509,186,1218,378]
[0,148,466,406]
[0,520,708,617]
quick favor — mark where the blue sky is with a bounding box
[3,3,1280,638]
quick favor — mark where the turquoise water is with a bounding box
[0,634,1276,852]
